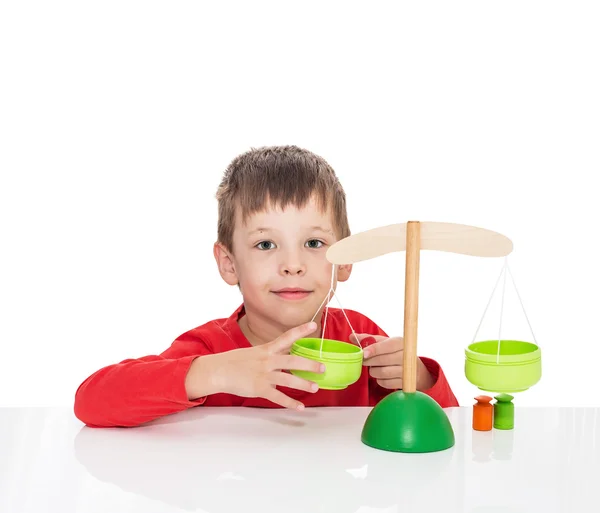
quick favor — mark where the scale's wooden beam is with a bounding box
[326,221,513,264]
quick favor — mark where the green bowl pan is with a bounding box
[291,338,363,390]
[465,339,541,393]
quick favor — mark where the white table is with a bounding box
[1,406,598,512]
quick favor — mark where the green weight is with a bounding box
[493,393,514,430]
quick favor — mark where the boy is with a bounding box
[74,146,458,427]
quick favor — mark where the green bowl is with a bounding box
[465,340,541,393]
[290,338,363,390]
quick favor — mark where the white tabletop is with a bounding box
[1,406,598,513]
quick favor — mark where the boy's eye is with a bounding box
[256,241,275,250]
[255,240,324,250]
[306,239,324,249]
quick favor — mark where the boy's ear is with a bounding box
[336,263,352,282]
[214,242,239,286]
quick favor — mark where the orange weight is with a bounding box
[473,395,493,431]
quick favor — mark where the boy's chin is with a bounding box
[270,305,320,330]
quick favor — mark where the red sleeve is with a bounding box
[359,318,459,408]
[418,357,459,407]
[73,331,215,428]
[73,355,207,428]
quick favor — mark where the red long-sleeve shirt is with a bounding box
[74,304,459,427]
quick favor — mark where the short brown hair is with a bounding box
[216,145,350,253]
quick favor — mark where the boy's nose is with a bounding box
[279,248,306,275]
[280,259,306,275]
[283,266,305,275]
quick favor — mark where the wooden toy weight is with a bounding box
[473,395,494,431]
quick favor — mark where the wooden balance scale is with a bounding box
[322,220,541,453]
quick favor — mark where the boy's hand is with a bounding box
[188,322,325,410]
[350,334,435,391]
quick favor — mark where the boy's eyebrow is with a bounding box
[247,227,272,237]
[247,225,334,237]
[310,225,334,234]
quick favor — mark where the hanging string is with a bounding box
[319,263,335,357]
[310,264,360,357]
[471,260,506,344]
[496,257,508,363]
[331,292,358,349]
[471,255,540,364]
[506,264,538,345]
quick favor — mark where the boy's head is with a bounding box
[213,145,353,333]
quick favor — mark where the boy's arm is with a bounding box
[74,321,324,427]
[74,353,211,428]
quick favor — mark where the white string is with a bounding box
[471,255,540,364]
[331,291,359,349]
[471,261,506,344]
[310,264,361,357]
[311,292,331,323]
[320,264,335,356]
[496,257,508,363]
[506,264,538,345]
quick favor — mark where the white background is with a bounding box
[1,1,598,408]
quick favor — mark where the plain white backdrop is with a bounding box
[1,1,599,409]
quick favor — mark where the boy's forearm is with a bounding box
[74,355,207,427]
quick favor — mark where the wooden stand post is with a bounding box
[403,221,420,393]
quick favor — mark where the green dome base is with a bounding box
[361,391,455,453]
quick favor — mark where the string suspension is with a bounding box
[471,256,539,363]
[311,264,360,356]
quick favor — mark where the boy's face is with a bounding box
[214,194,352,337]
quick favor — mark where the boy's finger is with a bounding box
[265,388,306,411]
[375,378,403,390]
[363,352,401,367]
[369,365,402,380]
[270,322,318,353]
[273,354,325,374]
[363,337,403,359]
[350,333,384,346]
[270,371,320,393]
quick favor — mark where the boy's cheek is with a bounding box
[241,265,273,288]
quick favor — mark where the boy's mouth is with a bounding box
[272,288,312,300]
